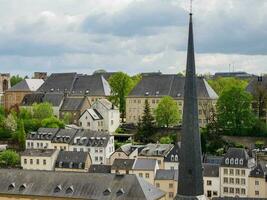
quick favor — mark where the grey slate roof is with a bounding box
[97,98,117,110]
[70,74,111,96]
[20,149,57,157]
[7,79,44,92]
[38,73,77,93]
[164,144,179,162]
[249,164,265,178]
[203,164,219,177]
[21,93,45,106]
[139,143,173,157]
[43,93,64,106]
[212,198,266,200]
[60,97,86,111]
[0,169,165,200]
[203,155,224,165]
[111,159,135,170]
[155,169,178,181]
[89,164,111,173]
[55,151,88,169]
[27,128,60,140]
[246,76,267,96]
[133,158,157,171]
[52,129,78,144]
[21,92,64,107]
[221,148,252,168]
[116,143,140,156]
[128,74,218,99]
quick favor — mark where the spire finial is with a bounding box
[190,0,193,14]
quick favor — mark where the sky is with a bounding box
[0,0,266,76]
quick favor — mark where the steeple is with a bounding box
[175,11,206,200]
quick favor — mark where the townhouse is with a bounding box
[203,163,220,199]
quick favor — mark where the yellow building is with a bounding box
[126,74,218,127]
[248,164,267,198]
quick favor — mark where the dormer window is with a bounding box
[240,159,243,165]
[54,185,62,193]
[19,184,26,192]
[8,183,15,191]
[230,158,234,165]
[66,186,74,194]
[175,155,178,162]
[59,161,63,168]
[235,158,239,165]
[78,163,83,169]
[225,158,229,165]
[69,162,73,168]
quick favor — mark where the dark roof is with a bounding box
[139,144,173,157]
[70,74,110,96]
[164,144,179,162]
[20,149,57,157]
[27,128,60,140]
[52,129,78,144]
[212,198,266,200]
[203,155,224,165]
[250,164,265,178]
[60,97,86,111]
[21,93,45,106]
[214,71,252,78]
[133,158,157,171]
[203,164,219,177]
[128,75,218,99]
[221,148,252,168]
[112,159,135,170]
[89,164,111,173]
[0,169,165,200]
[81,109,103,121]
[7,79,44,92]
[55,151,89,169]
[70,130,110,147]
[21,93,64,107]
[155,169,178,181]
[38,73,77,93]
[246,76,267,96]
[116,144,140,156]
[43,93,64,106]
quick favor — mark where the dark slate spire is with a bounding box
[175,13,205,199]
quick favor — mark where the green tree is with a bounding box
[0,150,20,167]
[159,136,173,144]
[10,75,24,87]
[109,72,134,119]
[154,96,180,128]
[41,116,65,128]
[136,99,155,142]
[63,112,72,124]
[217,86,256,135]
[17,120,26,150]
[208,77,248,96]
[4,113,17,132]
[32,102,53,120]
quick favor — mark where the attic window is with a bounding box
[177,93,181,97]
[66,186,74,194]
[175,155,178,162]
[240,159,243,165]
[155,91,159,95]
[230,158,234,165]
[19,184,26,192]
[50,88,54,92]
[103,188,111,196]
[78,163,83,169]
[116,188,125,196]
[8,183,15,191]
[145,92,149,96]
[235,158,239,165]
[171,155,174,161]
[225,158,229,165]
[54,185,62,193]
[59,161,63,168]
[69,162,73,168]
[85,90,89,94]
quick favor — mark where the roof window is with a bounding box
[66,186,74,194]
[19,184,26,192]
[8,183,15,191]
[116,188,125,196]
[54,185,62,193]
[103,188,111,196]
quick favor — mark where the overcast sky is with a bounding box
[0,0,266,76]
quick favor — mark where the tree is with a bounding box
[136,99,155,142]
[17,120,26,150]
[160,136,173,144]
[0,150,20,167]
[33,102,53,120]
[217,86,256,135]
[41,116,65,128]
[63,112,72,124]
[154,96,180,128]
[208,77,248,96]
[251,82,267,121]
[109,72,134,119]
[4,113,17,132]
[10,75,23,87]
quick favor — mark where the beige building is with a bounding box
[220,148,256,198]
[126,74,218,127]
[4,79,44,110]
[51,129,79,151]
[20,149,59,171]
[248,164,267,198]
[55,151,92,172]
[154,169,178,200]
[203,164,220,199]
[0,73,10,105]
[111,158,135,174]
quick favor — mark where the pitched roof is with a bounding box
[203,164,219,177]
[82,108,103,120]
[155,169,178,181]
[0,169,165,200]
[203,155,224,165]
[20,149,57,157]
[250,164,265,178]
[21,93,64,107]
[27,128,60,140]
[21,93,45,106]
[212,198,266,200]
[128,74,218,99]
[164,144,179,162]
[89,164,111,173]
[70,74,111,96]
[55,151,89,169]
[60,97,86,111]
[246,76,267,96]
[7,79,44,92]
[112,159,135,170]
[97,98,117,110]
[43,93,64,106]
[139,143,173,157]
[38,73,77,93]
[133,158,157,171]
[116,143,140,156]
[52,129,78,144]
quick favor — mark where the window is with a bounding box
[223,187,228,193]
[156,183,160,187]
[36,159,39,165]
[99,157,103,161]
[223,177,228,183]
[236,178,240,184]
[235,158,239,165]
[255,180,259,185]
[171,155,174,161]
[169,192,174,198]
[170,166,174,170]
[230,158,234,165]
[27,142,30,147]
[139,173,143,178]
[225,158,229,165]
[99,148,103,153]
[230,178,234,184]
[175,155,178,161]
[73,148,77,151]
[229,188,234,194]
[169,183,173,188]
[224,168,228,175]
[241,178,246,185]
[241,188,246,195]
[24,159,27,164]
[207,190,212,197]
[87,122,90,127]
[95,149,98,153]
[240,159,243,165]
[213,191,218,196]
[255,191,259,196]
[37,143,39,148]
[236,188,240,194]
[230,169,234,175]
[95,157,98,161]
[145,173,149,178]
[30,159,33,164]
[43,159,46,165]
[207,180,212,186]
[241,170,245,176]
[111,120,114,125]
[236,169,240,175]
[40,143,43,147]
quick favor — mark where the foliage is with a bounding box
[33,102,53,120]
[208,77,248,96]
[10,75,23,87]
[251,82,267,120]
[255,140,265,149]
[115,127,125,134]
[136,99,155,143]
[154,96,180,128]
[159,136,173,144]
[93,69,107,74]
[62,112,72,124]
[41,116,65,128]
[17,120,26,150]
[0,150,20,167]
[4,113,17,132]
[251,119,267,136]
[217,86,256,135]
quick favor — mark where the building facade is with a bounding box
[0,73,10,105]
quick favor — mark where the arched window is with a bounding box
[2,79,8,92]
[225,158,229,165]
[239,159,243,165]
[8,183,15,191]
[230,158,234,165]
[19,184,26,192]
[235,158,239,165]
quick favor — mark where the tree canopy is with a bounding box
[154,96,180,128]
[0,150,20,167]
[33,102,53,120]
[10,75,24,87]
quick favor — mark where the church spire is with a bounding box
[175,10,206,200]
